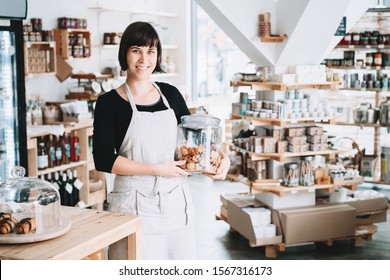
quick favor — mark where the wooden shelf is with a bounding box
[71,73,114,80]
[335,121,390,128]
[226,142,349,162]
[65,93,98,100]
[258,34,287,43]
[24,42,56,75]
[231,113,338,127]
[226,174,252,187]
[339,87,389,92]
[36,160,88,176]
[364,180,390,185]
[230,81,340,91]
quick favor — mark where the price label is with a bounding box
[308,188,315,193]
[378,44,384,49]
[291,189,298,194]
[74,179,84,190]
[65,183,73,194]
[348,45,354,49]
[365,45,371,49]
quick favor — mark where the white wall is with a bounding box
[25,0,190,102]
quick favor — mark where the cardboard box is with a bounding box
[356,210,387,225]
[226,197,283,246]
[275,74,296,84]
[289,65,311,75]
[254,191,316,209]
[278,204,356,244]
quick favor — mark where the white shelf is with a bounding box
[88,6,178,17]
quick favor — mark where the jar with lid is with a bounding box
[374,53,382,67]
[175,114,222,174]
[299,156,314,186]
[0,166,63,237]
[256,66,272,82]
[283,162,299,187]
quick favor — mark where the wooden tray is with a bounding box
[0,217,71,244]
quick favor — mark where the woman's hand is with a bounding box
[154,160,189,177]
[205,151,231,180]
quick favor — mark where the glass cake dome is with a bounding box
[0,166,62,237]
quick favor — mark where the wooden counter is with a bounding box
[0,206,141,260]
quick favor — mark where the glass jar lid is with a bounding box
[180,114,221,130]
[284,162,299,169]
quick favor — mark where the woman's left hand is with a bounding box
[205,151,231,180]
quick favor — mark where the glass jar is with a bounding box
[0,166,62,236]
[299,156,314,186]
[256,66,272,82]
[175,114,222,174]
[283,162,299,187]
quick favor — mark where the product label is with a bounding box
[55,147,62,160]
[37,155,48,169]
[75,143,80,156]
[64,144,71,158]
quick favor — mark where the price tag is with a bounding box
[77,200,87,209]
[385,66,390,70]
[74,179,84,190]
[378,44,384,49]
[290,119,298,124]
[348,45,354,49]
[308,188,315,193]
[291,189,298,194]
[65,183,73,194]
[49,41,55,48]
[365,45,371,49]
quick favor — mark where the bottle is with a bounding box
[59,172,68,206]
[47,134,56,168]
[52,171,60,191]
[63,133,71,164]
[66,170,75,206]
[37,136,48,170]
[70,169,81,206]
[54,135,63,166]
[71,131,80,162]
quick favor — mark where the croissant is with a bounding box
[0,217,18,234]
[16,218,37,234]
[0,212,13,222]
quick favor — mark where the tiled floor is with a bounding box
[188,175,390,260]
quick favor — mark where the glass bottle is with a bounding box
[54,135,63,166]
[37,136,48,170]
[47,134,56,168]
[299,156,314,186]
[63,133,71,164]
[71,131,80,162]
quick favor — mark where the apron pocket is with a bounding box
[107,190,137,214]
[162,184,189,231]
[136,191,161,217]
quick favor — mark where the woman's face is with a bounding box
[126,45,157,79]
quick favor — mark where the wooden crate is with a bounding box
[53,29,91,59]
[24,42,57,75]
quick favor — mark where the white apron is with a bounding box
[107,83,196,260]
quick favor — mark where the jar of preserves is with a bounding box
[374,53,383,66]
[175,114,222,175]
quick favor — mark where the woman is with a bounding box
[93,21,230,260]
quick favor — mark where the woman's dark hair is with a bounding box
[118,21,163,72]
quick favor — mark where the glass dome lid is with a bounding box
[0,166,59,207]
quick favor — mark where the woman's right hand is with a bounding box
[155,160,189,177]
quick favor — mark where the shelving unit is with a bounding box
[230,80,340,91]
[27,122,106,209]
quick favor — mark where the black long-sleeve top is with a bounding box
[93,82,190,173]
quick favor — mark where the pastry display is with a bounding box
[0,214,18,234]
[176,144,222,174]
